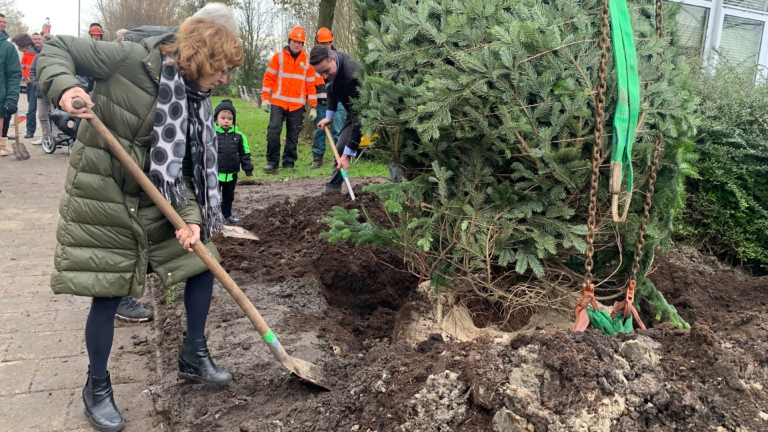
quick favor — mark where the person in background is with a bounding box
[313,30,404,184]
[41,17,51,35]
[308,27,345,170]
[5,33,34,145]
[1,26,21,156]
[314,28,345,138]
[20,33,42,139]
[214,99,253,223]
[29,33,55,145]
[309,44,363,191]
[38,15,243,431]
[260,26,317,173]
[88,23,104,41]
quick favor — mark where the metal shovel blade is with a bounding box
[286,356,332,390]
[12,114,30,160]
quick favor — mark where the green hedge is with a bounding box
[677,64,768,271]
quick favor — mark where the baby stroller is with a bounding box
[41,109,80,155]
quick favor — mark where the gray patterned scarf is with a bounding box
[149,56,223,241]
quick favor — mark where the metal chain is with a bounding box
[629,0,664,281]
[584,0,611,286]
[655,0,664,39]
[630,135,661,279]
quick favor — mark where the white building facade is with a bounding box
[674,0,767,74]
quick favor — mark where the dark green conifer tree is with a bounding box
[327,0,697,327]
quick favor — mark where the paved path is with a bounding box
[0,99,156,431]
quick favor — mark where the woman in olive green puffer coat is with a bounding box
[37,14,243,432]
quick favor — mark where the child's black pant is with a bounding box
[220,179,237,218]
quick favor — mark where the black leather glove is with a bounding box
[4,99,17,115]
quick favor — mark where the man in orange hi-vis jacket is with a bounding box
[260,26,317,173]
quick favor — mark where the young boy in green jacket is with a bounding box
[215,99,254,223]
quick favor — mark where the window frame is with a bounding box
[673,0,768,77]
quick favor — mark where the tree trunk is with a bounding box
[318,0,336,31]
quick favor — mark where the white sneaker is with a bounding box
[32,139,42,145]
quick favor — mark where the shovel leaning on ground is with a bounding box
[72,98,331,391]
[324,126,356,200]
[12,113,30,160]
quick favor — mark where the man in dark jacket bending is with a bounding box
[309,45,363,191]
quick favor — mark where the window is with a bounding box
[676,4,710,56]
[723,0,768,13]
[671,0,768,75]
[719,15,765,71]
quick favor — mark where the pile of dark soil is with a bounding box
[145,182,768,432]
[649,245,768,345]
[216,187,412,339]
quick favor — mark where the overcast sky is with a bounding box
[19,0,98,37]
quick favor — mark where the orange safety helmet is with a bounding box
[316,27,333,43]
[288,26,306,43]
[88,23,104,36]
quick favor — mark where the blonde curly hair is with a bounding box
[160,17,244,82]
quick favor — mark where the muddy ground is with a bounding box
[143,179,768,432]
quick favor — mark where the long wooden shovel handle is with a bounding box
[323,126,356,200]
[324,126,343,166]
[72,98,275,340]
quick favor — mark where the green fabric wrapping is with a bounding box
[587,308,634,335]
[609,0,640,193]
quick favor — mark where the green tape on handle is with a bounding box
[263,330,276,344]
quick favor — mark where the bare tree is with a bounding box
[93,0,185,40]
[331,0,355,54]
[179,0,238,19]
[270,0,316,18]
[236,0,284,91]
[275,1,318,44]
[318,0,336,30]
[0,0,31,36]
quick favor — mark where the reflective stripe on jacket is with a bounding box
[261,47,317,111]
[314,72,327,102]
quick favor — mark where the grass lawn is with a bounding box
[210,97,389,181]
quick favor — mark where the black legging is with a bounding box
[85,270,215,378]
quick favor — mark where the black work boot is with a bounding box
[178,333,232,387]
[309,153,323,169]
[263,164,277,173]
[82,371,125,432]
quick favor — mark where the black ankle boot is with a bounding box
[178,333,232,387]
[82,371,125,432]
